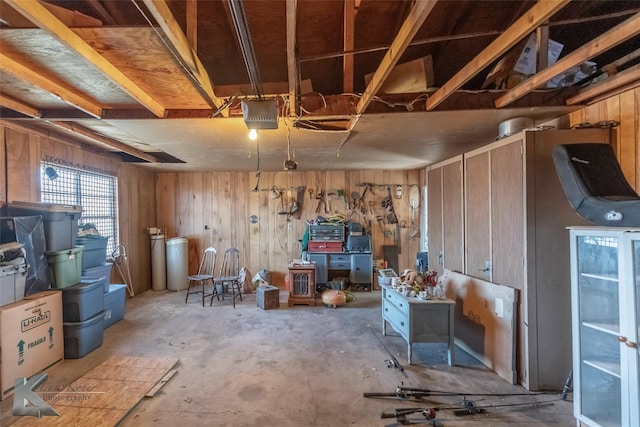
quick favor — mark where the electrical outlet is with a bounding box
[495,297,504,318]
[287,222,292,230]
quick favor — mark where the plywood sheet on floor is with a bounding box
[11,356,179,426]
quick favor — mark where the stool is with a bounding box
[257,285,280,310]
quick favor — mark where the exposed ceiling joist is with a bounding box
[141,0,225,111]
[342,0,356,93]
[426,0,571,111]
[495,12,640,108]
[356,0,438,115]
[566,63,640,105]
[4,0,166,118]
[0,93,40,118]
[50,121,158,163]
[286,0,298,117]
[0,52,103,118]
[186,0,197,50]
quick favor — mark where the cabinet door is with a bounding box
[465,151,491,280]
[427,167,443,274]
[628,237,640,425]
[351,254,372,283]
[308,253,327,283]
[442,160,464,273]
[491,140,524,288]
[572,230,623,426]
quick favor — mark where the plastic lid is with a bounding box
[166,237,188,245]
[10,201,82,213]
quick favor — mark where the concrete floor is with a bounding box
[2,289,576,426]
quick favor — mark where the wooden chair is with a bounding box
[185,247,217,306]
[211,248,242,307]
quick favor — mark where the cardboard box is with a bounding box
[483,33,563,89]
[513,33,563,76]
[0,290,64,400]
[364,56,434,94]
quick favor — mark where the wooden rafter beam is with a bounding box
[0,93,40,118]
[50,121,158,163]
[356,0,437,114]
[343,0,357,93]
[5,0,166,118]
[286,0,298,117]
[566,63,640,105]
[186,0,198,51]
[426,0,570,111]
[142,0,224,111]
[495,12,640,108]
[0,52,103,118]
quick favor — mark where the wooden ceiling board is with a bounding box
[297,0,345,95]
[243,0,288,84]
[0,71,70,110]
[74,27,211,109]
[196,0,248,86]
[0,29,137,107]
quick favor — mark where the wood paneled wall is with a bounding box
[568,86,640,190]
[156,170,422,285]
[1,124,156,295]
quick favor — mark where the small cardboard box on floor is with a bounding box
[0,290,64,400]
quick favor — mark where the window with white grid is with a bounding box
[40,162,119,254]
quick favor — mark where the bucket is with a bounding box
[166,237,188,291]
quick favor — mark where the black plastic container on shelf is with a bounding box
[104,284,126,328]
[7,201,82,252]
[0,215,50,295]
[61,278,104,322]
[76,236,108,269]
[63,309,108,359]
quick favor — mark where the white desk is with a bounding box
[380,284,455,365]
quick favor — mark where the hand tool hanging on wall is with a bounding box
[315,190,329,214]
[293,186,305,219]
[408,184,420,238]
[382,187,399,224]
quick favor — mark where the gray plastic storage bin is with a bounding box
[63,309,107,359]
[104,284,126,328]
[0,263,27,306]
[76,236,108,269]
[0,215,50,295]
[61,278,104,322]
[7,202,82,251]
[82,262,112,292]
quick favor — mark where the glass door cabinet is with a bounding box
[569,228,640,427]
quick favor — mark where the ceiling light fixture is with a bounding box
[248,129,258,140]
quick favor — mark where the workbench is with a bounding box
[380,284,455,365]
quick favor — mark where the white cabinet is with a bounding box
[569,227,640,427]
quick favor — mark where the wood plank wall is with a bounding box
[2,87,636,295]
[568,86,640,190]
[156,170,422,286]
[0,123,155,295]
